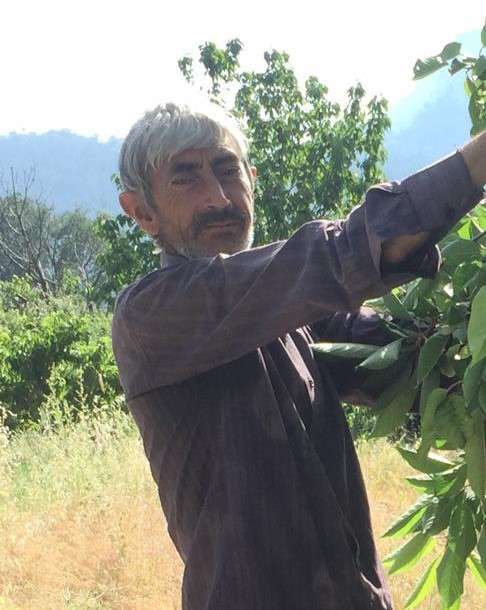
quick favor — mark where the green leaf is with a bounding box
[439,354,456,379]
[371,374,417,438]
[452,321,468,344]
[383,292,413,320]
[403,557,440,609]
[463,359,486,411]
[469,92,480,122]
[437,548,466,609]
[475,55,486,79]
[448,499,477,559]
[464,417,486,499]
[421,388,448,440]
[466,553,486,590]
[405,475,437,493]
[449,58,466,76]
[357,339,403,370]
[417,334,449,383]
[383,494,433,539]
[470,95,486,136]
[457,217,473,239]
[442,237,481,272]
[440,42,461,61]
[383,532,435,575]
[433,395,468,450]
[413,56,446,80]
[465,77,476,97]
[482,22,486,47]
[421,496,455,535]
[442,465,468,498]
[397,447,454,474]
[452,261,481,296]
[375,362,413,410]
[311,341,380,361]
[468,287,486,362]
[479,384,486,413]
[406,467,465,497]
[419,368,441,417]
[478,525,486,569]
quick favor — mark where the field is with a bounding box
[0,407,483,610]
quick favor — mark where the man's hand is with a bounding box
[381,130,485,265]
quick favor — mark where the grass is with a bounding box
[0,405,483,610]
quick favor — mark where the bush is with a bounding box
[0,277,121,429]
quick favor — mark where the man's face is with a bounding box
[147,145,256,258]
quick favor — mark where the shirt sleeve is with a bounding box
[112,150,483,398]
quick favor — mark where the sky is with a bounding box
[1,0,484,141]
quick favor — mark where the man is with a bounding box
[112,100,485,610]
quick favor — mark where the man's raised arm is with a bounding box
[381,130,485,264]
[112,143,484,398]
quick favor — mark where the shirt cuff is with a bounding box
[401,150,484,233]
[362,149,483,286]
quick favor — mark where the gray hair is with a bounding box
[119,100,251,206]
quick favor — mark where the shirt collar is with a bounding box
[161,250,233,268]
[160,250,189,269]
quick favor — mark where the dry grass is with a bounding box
[0,413,483,610]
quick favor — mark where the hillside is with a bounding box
[0,131,121,215]
[384,60,470,180]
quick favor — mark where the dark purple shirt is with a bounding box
[112,151,482,610]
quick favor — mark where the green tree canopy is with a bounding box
[179,40,390,243]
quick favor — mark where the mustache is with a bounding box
[193,206,247,236]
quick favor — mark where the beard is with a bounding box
[156,209,254,259]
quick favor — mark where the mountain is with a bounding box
[384,29,479,179]
[0,30,480,215]
[0,131,121,215]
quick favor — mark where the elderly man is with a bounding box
[112,100,485,610]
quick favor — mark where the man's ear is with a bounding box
[119,192,161,236]
[250,166,257,191]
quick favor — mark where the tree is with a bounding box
[96,40,391,302]
[179,40,390,244]
[93,211,159,307]
[312,21,486,608]
[0,169,104,302]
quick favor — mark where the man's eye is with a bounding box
[172,176,194,185]
[221,167,240,177]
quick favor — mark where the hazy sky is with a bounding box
[1,0,484,140]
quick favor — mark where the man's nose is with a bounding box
[203,172,231,209]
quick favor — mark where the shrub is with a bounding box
[0,277,121,428]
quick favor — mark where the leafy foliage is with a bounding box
[312,21,486,605]
[180,40,391,244]
[413,21,486,136]
[0,276,121,428]
[313,208,486,608]
[93,212,158,307]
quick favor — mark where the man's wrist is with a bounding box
[459,130,486,190]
